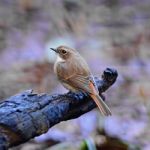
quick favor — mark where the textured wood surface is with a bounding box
[0,68,118,149]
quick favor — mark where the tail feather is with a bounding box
[90,94,112,116]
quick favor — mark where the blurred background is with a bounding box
[0,0,150,149]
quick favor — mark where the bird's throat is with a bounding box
[57,55,65,63]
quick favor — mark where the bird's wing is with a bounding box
[65,74,98,94]
[65,74,112,116]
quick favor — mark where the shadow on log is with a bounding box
[0,68,118,149]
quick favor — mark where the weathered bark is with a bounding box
[0,68,118,149]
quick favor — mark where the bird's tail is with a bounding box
[90,94,112,116]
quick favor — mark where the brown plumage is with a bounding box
[50,45,111,116]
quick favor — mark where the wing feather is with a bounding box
[65,74,112,116]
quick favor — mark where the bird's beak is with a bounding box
[50,48,58,53]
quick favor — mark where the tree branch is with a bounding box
[0,68,118,149]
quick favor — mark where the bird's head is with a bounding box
[50,45,77,60]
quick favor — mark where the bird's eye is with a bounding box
[61,50,67,54]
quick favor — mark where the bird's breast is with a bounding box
[54,56,91,80]
[54,60,71,80]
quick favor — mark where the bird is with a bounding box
[50,45,111,116]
